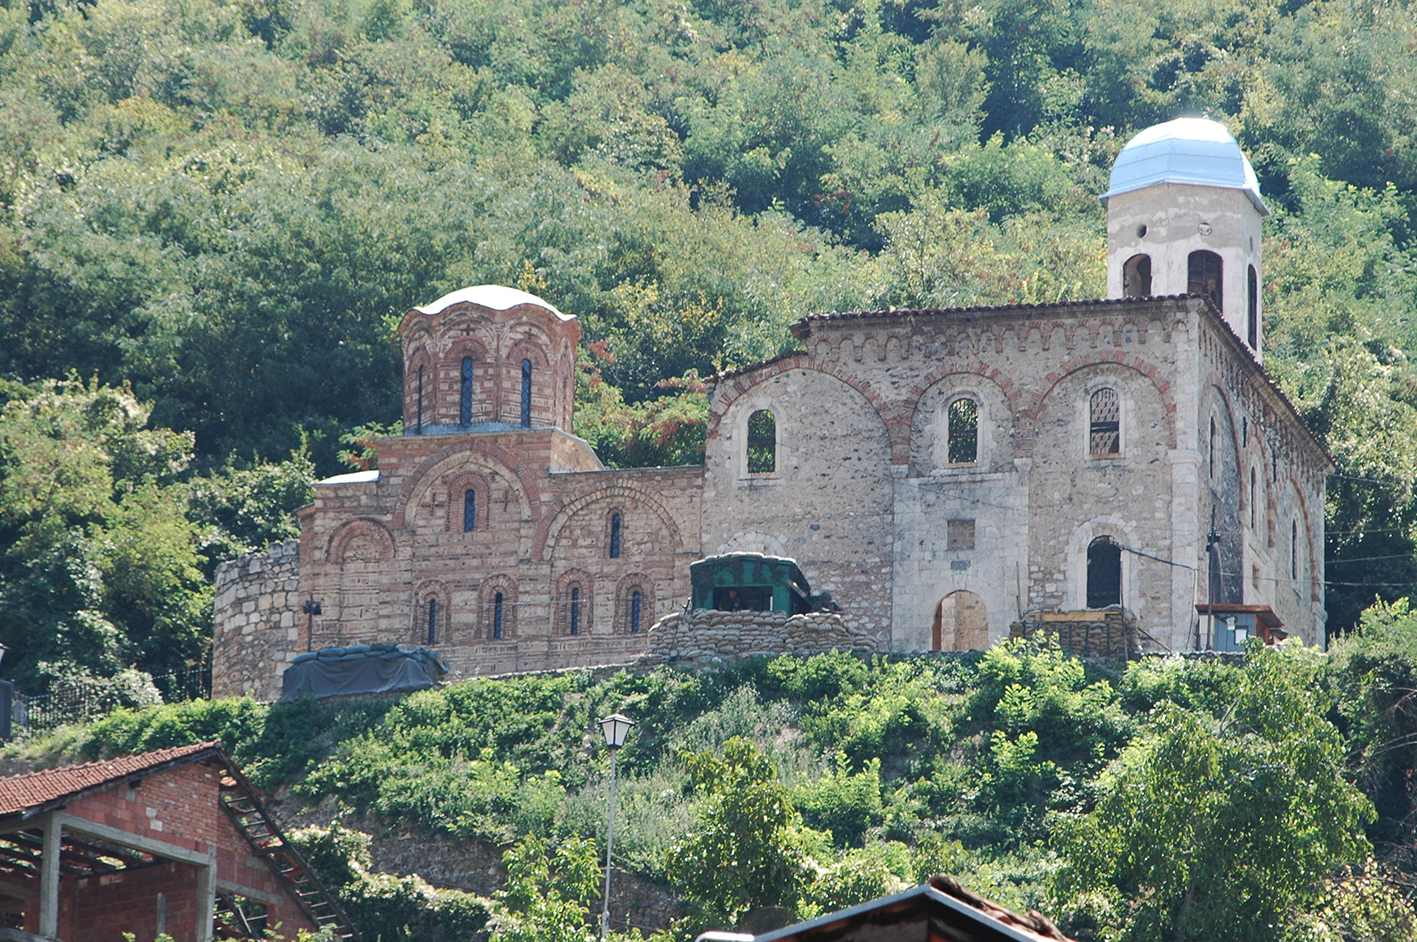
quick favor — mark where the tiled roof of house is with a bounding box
[0,741,222,817]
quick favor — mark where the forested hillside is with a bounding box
[16,628,1417,941]
[2,0,1417,692]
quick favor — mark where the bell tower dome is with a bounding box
[1103,118,1269,359]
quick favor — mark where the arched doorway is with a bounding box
[932,591,988,650]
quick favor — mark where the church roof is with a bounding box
[413,284,574,321]
[1102,118,1268,216]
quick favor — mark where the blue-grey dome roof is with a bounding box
[1103,118,1268,216]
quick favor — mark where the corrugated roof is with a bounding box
[0,741,222,817]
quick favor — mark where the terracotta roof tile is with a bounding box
[0,741,222,817]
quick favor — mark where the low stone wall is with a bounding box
[1008,608,1139,660]
[646,609,882,665]
[213,541,304,701]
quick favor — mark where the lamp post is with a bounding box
[598,712,634,940]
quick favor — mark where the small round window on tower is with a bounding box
[1135,224,1147,238]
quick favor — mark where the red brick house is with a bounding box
[0,742,355,942]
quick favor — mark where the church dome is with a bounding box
[1103,118,1267,215]
[414,284,574,321]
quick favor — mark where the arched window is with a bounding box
[460,357,474,426]
[1087,537,1122,608]
[1291,519,1298,581]
[630,590,642,633]
[520,359,532,428]
[947,398,978,464]
[1089,388,1120,456]
[493,592,504,640]
[416,365,425,435]
[747,410,776,474]
[1188,250,1223,312]
[1209,416,1216,479]
[463,489,476,533]
[1247,265,1259,348]
[427,599,438,645]
[609,513,622,559]
[1123,253,1152,297]
[569,586,581,635]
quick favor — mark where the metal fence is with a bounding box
[10,666,211,739]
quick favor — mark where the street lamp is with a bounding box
[598,712,634,940]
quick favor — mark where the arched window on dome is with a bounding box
[1123,254,1152,298]
[1247,265,1259,348]
[1189,251,1224,312]
[520,359,532,428]
[460,357,474,426]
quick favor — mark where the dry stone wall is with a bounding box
[646,609,882,665]
[212,540,303,701]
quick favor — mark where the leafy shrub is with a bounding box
[794,753,883,847]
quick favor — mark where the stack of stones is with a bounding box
[212,540,305,700]
[646,609,881,665]
[1008,607,1139,660]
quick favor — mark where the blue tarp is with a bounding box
[281,643,448,701]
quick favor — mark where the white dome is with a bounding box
[414,284,573,321]
[1103,118,1267,216]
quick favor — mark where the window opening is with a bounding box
[1242,416,1248,448]
[493,592,503,639]
[1123,254,1152,297]
[460,357,474,426]
[630,590,642,633]
[1087,537,1122,608]
[1272,453,1278,483]
[610,514,622,558]
[464,489,476,532]
[947,398,978,464]
[1089,389,1120,456]
[569,586,581,635]
[520,359,532,427]
[1291,519,1298,580]
[947,519,975,551]
[416,365,424,435]
[1247,265,1259,348]
[747,410,776,474]
[1250,469,1257,530]
[1209,416,1216,479]
[713,586,773,611]
[427,599,438,645]
[1188,250,1224,312]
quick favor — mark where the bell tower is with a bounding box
[1102,118,1269,359]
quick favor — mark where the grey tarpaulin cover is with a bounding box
[281,643,448,701]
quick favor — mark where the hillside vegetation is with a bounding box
[5,0,1417,693]
[15,610,1417,940]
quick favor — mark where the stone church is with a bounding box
[213,118,1331,699]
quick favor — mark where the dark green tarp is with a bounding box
[281,643,448,701]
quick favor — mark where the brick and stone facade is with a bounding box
[213,121,1331,699]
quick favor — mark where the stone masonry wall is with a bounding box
[647,609,882,666]
[213,541,303,701]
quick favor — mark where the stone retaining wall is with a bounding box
[1008,608,1139,660]
[213,541,304,701]
[646,609,882,665]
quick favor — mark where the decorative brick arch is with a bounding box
[900,360,1025,467]
[326,518,396,564]
[553,568,595,635]
[706,354,890,448]
[535,484,685,560]
[478,574,517,640]
[442,337,493,426]
[1283,473,1322,603]
[392,441,541,528]
[412,578,451,645]
[1027,351,1179,454]
[614,573,656,634]
[443,471,492,533]
[1201,379,1244,491]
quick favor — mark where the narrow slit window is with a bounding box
[1089,388,1120,456]
[609,514,622,558]
[416,365,424,434]
[630,590,642,633]
[1209,416,1216,479]
[520,359,532,428]
[1247,265,1259,348]
[947,398,978,464]
[569,586,581,635]
[1188,250,1224,312]
[1291,520,1298,580]
[460,357,474,426]
[427,599,438,645]
[1087,537,1122,608]
[747,410,776,474]
[493,592,504,640]
[463,489,476,532]
[1250,469,1257,530]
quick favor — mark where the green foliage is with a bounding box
[489,834,600,942]
[1052,642,1374,942]
[793,753,883,848]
